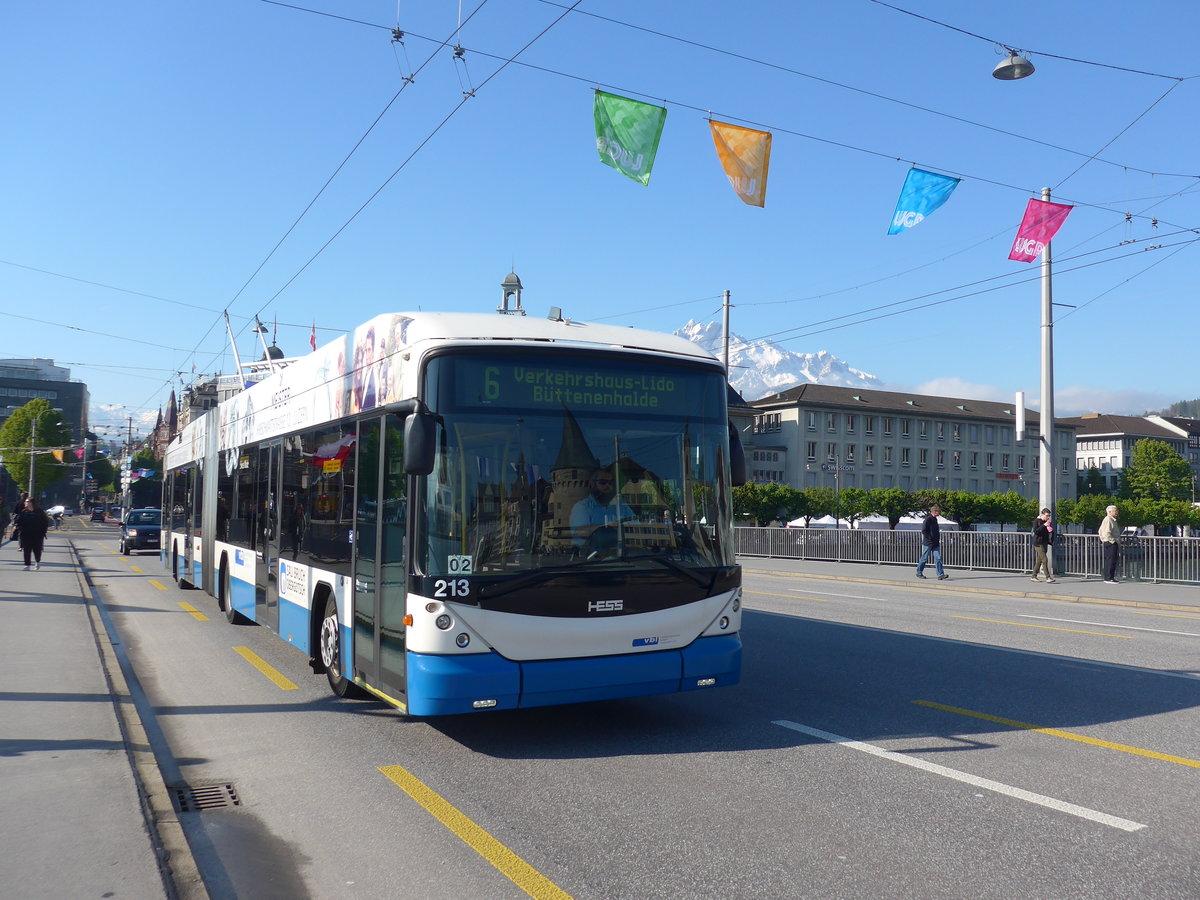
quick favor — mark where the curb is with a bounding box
[742,566,1200,615]
[69,541,209,900]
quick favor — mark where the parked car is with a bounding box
[120,508,162,555]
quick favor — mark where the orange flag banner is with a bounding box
[709,121,772,207]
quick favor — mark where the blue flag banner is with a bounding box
[888,168,961,235]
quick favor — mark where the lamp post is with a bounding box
[1039,187,1056,519]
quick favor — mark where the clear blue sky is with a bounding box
[6,1,1199,439]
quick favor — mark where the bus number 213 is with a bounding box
[434,579,470,598]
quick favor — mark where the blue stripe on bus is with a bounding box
[405,634,742,717]
[279,598,311,651]
[230,574,257,622]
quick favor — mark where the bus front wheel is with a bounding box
[319,596,362,698]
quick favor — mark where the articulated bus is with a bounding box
[162,311,745,716]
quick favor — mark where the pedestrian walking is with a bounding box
[915,504,948,580]
[15,498,50,570]
[1099,504,1120,583]
[1031,508,1057,583]
[0,497,9,547]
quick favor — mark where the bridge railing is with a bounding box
[734,527,1200,585]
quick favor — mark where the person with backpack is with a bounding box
[1031,507,1057,583]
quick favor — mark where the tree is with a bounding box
[0,398,73,495]
[1077,467,1108,496]
[935,490,987,531]
[1058,494,1114,532]
[129,446,164,508]
[89,454,117,493]
[866,487,915,529]
[980,491,1037,531]
[732,481,799,526]
[1121,439,1192,502]
[833,486,870,527]
[801,487,836,524]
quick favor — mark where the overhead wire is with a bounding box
[864,0,1195,80]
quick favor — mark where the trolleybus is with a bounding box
[162,310,745,715]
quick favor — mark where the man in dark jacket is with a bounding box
[915,504,948,580]
[15,498,50,570]
[1031,508,1057,583]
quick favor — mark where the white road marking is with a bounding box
[789,588,886,601]
[773,719,1146,833]
[1018,615,1200,638]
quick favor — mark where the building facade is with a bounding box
[1061,414,1198,495]
[745,384,1078,501]
[0,358,90,505]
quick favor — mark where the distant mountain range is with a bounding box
[675,320,882,401]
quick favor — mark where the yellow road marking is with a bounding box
[1134,610,1200,621]
[148,580,168,591]
[178,601,208,622]
[233,646,298,690]
[953,615,1133,638]
[379,764,572,900]
[131,565,143,573]
[915,700,1200,770]
[745,590,828,603]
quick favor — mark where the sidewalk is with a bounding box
[0,533,203,899]
[739,555,1200,613]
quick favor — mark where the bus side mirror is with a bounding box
[728,420,747,487]
[404,411,437,475]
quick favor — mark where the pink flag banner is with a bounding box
[1008,198,1073,262]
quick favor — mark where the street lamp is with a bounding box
[993,48,1035,80]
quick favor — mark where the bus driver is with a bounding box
[570,466,634,550]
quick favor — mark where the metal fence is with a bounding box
[735,527,1200,585]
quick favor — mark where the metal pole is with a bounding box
[30,416,36,499]
[1039,187,1055,516]
[721,289,731,375]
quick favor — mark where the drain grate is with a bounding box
[170,783,241,813]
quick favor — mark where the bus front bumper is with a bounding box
[405,634,741,717]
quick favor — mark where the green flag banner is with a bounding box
[593,91,667,186]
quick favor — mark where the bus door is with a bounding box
[255,442,282,632]
[352,415,408,699]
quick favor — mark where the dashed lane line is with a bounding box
[233,646,298,691]
[953,615,1133,638]
[773,719,1146,832]
[178,602,208,622]
[913,700,1200,770]
[379,764,573,900]
[1018,614,1200,638]
[745,590,828,603]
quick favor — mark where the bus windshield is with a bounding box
[419,350,735,579]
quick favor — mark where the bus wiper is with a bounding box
[619,553,713,588]
[476,564,592,600]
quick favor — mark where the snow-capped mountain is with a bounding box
[675,320,882,401]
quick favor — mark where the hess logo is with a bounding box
[588,599,623,613]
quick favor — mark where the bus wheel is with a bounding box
[319,596,362,698]
[221,565,243,625]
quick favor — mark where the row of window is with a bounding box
[1078,456,1123,471]
[0,386,58,400]
[801,442,1060,472]
[752,410,1065,447]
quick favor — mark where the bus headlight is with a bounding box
[456,633,471,648]
[435,614,453,630]
[719,616,730,630]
